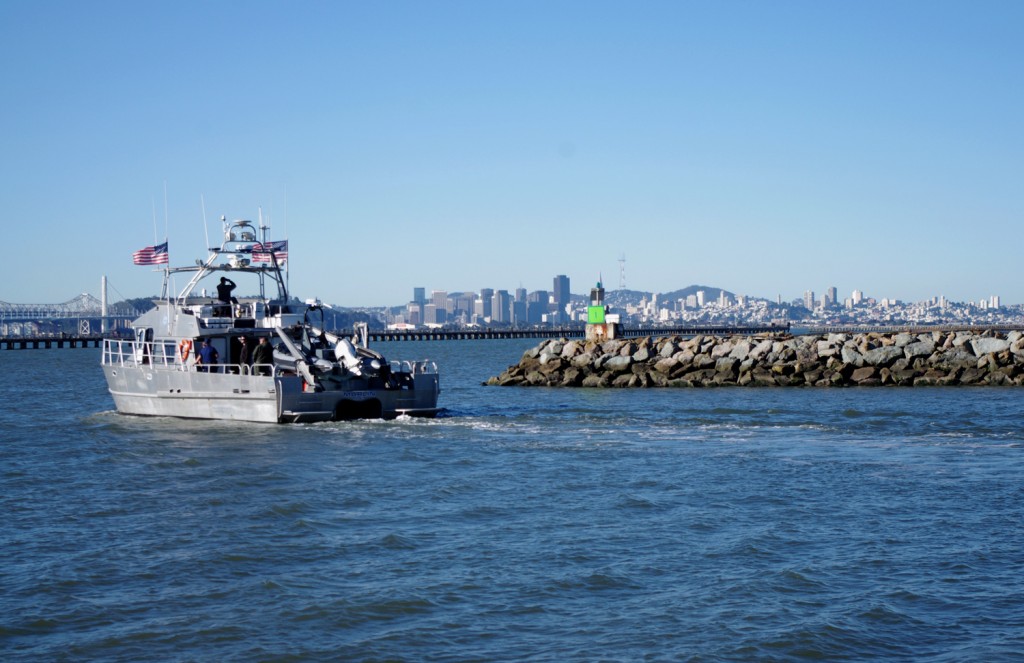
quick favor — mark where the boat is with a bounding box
[101,216,440,423]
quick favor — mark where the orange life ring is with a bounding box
[179,339,193,361]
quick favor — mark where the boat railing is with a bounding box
[102,338,181,368]
[182,300,303,331]
[102,338,277,376]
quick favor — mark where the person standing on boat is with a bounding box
[237,336,250,374]
[253,336,273,376]
[197,340,219,373]
[217,277,238,305]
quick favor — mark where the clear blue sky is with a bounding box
[2,1,1021,307]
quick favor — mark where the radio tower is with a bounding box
[618,253,626,290]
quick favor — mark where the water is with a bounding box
[2,340,1023,661]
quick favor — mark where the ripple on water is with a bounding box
[3,350,1024,660]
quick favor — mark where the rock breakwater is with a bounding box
[485,330,1024,387]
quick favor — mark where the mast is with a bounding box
[101,275,108,334]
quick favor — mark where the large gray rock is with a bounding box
[560,340,582,358]
[851,366,878,383]
[604,355,633,373]
[716,357,740,374]
[711,341,733,359]
[862,346,905,367]
[729,341,752,360]
[572,353,595,368]
[539,351,560,366]
[970,338,1010,356]
[749,339,773,360]
[903,340,935,360]
[654,358,679,374]
[893,333,914,348]
[840,346,865,367]
[816,340,838,357]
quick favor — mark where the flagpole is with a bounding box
[284,190,290,295]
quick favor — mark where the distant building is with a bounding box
[491,290,512,323]
[423,303,439,325]
[527,290,549,325]
[413,287,426,305]
[804,290,815,310]
[553,274,570,324]
[512,300,526,325]
[406,302,422,326]
[478,288,494,320]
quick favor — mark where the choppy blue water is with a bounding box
[2,340,1023,661]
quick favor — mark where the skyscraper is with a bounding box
[527,290,549,324]
[491,290,512,323]
[430,290,448,324]
[479,288,494,320]
[553,275,570,324]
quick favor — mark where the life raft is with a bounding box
[178,339,193,362]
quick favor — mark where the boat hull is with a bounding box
[103,365,440,424]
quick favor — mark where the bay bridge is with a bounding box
[0,292,142,348]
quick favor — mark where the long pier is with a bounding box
[1,335,106,350]
[347,324,788,342]
[803,324,1024,334]
[1,325,789,350]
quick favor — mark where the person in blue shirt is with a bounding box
[196,340,219,373]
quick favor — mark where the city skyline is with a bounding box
[3,3,1022,307]
[374,275,1021,330]
[0,272,1009,314]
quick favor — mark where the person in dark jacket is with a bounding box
[252,336,274,376]
[217,277,238,304]
[237,336,250,374]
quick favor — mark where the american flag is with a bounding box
[132,241,169,265]
[252,240,288,263]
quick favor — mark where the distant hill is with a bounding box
[659,285,734,303]
[604,285,737,308]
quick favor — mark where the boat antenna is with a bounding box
[163,183,172,288]
[201,194,210,251]
[258,207,269,302]
[154,198,168,300]
[163,181,169,242]
[151,197,159,246]
[284,188,290,293]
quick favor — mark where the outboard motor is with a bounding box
[335,338,382,377]
[335,338,365,376]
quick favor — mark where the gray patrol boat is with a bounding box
[102,217,440,423]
